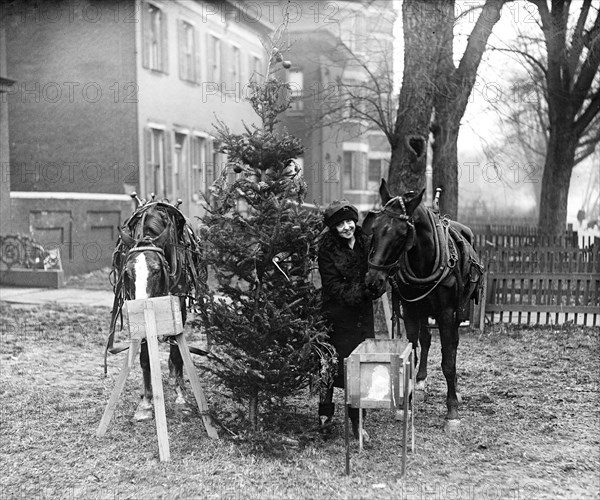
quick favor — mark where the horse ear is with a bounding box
[379,179,391,205]
[118,227,136,248]
[405,188,426,215]
[362,211,379,236]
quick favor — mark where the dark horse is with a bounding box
[105,196,207,421]
[364,180,483,431]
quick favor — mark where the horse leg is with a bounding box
[134,340,154,421]
[438,311,461,431]
[404,313,428,395]
[416,319,431,391]
[168,343,189,408]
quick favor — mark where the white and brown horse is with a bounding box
[105,199,207,421]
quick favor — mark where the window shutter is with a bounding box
[178,20,184,80]
[207,35,213,81]
[144,127,153,194]
[161,10,169,74]
[195,29,202,84]
[221,41,228,84]
[164,130,173,199]
[141,1,150,69]
[247,54,254,81]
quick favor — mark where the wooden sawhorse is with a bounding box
[97,296,218,461]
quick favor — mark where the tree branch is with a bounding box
[572,8,600,110]
[567,0,592,77]
[574,90,600,137]
[450,0,508,115]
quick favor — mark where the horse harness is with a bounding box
[368,196,483,323]
[104,202,207,373]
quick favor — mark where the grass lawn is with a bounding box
[1,301,598,499]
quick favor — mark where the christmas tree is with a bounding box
[199,26,336,430]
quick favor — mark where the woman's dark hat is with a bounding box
[324,200,359,228]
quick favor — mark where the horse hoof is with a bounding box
[134,408,154,421]
[444,419,461,434]
[415,380,426,391]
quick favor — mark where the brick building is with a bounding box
[280,0,396,212]
[4,0,269,274]
[1,27,14,235]
[3,0,396,275]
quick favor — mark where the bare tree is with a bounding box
[523,0,600,237]
[291,0,507,218]
[430,0,507,218]
[330,0,507,217]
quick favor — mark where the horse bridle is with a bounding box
[123,242,171,296]
[367,196,415,275]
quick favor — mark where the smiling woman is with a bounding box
[317,199,384,440]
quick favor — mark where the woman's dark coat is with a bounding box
[318,226,375,387]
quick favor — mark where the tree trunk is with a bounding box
[538,130,577,238]
[431,0,505,220]
[431,118,459,218]
[387,0,444,196]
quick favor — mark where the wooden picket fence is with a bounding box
[472,226,581,249]
[481,245,599,327]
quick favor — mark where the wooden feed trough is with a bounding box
[344,339,415,477]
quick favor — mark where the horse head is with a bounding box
[365,179,425,295]
[119,216,173,301]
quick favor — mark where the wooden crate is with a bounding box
[124,295,184,339]
[346,339,413,409]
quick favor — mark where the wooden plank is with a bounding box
[478,274,487,331]
[176,333,219,440]
[484,271,599,325]
[125,296,184,339]
[485,304,597,313]
[380,293,393,339]
[145,307,170,462]
[97,339,141,438]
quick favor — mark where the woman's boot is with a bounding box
[349,408,369,442]
[318,402,335,437]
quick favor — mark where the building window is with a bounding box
[249,54,262,80]
[174,132,189,201]
[206,140,223,188]
[143,3,168,73]
[179,21,196,82]
[368,159,381,189]
[288,68,303,112]
[208,35,222,82]
[192,135,208,196]
[231,45,241,84]
[145,127,168,198]
[343,151,354,190]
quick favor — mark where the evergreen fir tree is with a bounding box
[199,26,336,430]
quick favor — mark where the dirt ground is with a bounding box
[1,301,598,499]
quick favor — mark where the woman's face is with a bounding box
[335,219,356,240]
